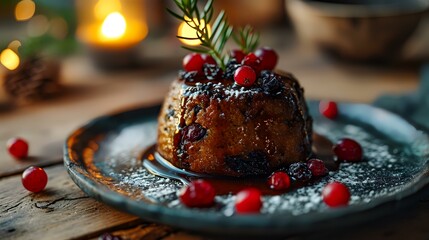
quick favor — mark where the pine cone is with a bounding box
[3,57,61,102]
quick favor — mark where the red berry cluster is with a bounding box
[6,137,49,193]
[267,158,328,191]
[181,47,279,88]
[233,47,278,87]
[318,101,364,162]
[178,180,264,214]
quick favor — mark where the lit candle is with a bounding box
[177,17,211,46]
[75,0,148,67]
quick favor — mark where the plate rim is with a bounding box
[63,101,429,236]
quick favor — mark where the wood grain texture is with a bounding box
[0,165,139,240]
[0,56,173,178]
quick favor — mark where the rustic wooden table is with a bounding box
[1,26,429,239]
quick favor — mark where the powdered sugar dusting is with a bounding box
[88,113,428,216]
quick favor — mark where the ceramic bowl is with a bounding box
[286,0,429,61]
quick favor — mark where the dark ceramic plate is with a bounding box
[64,101,429,237]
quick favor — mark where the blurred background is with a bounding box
[0,0,429,114]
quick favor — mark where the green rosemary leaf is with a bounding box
[177,36,200,40]
[210,11,226,39]
[201,0,213,19]
[181,46,207,53]
[166,8,184,21]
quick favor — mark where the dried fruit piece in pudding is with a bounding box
[288,162,312,183]
[333,138,363,162]
[322,181,351,207]
[268,171,291,191]
[22,166,48,193]
[307,159,328,177]
[178,180,216,208]
[255,47,278,70]
[7,137,29,159]
[235,188,262,214]
[319,101,338,119]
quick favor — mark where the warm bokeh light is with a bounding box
[94,0,122,20]
[101,12,127,39]
[0,49,20,71]
[178,18,211,46]
[50,17,68,39]
[27,15,50,37]
[15,0,36,21]
[8,40,22,53]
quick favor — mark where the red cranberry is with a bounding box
[202,54,216,65]
[333,138,363,162]
[307,159,328,177]
[234,66,256,87]
[22,166,48,193]
[322,181,351,207]
[255,47,278,70]
[235,188,262,214]
[230,49,245,62]
[268,171,291,191]
[178,180,216,208]
[7,137,29,159]
[319,101,338,119]
[241,53,261,74]
[183,53,204,72]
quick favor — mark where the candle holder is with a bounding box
[75,0,148,69]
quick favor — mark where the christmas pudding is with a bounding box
[157,3,312,177]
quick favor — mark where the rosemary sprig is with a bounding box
[233,25,259,54]
[168,0,233,69]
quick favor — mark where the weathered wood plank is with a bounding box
[0,164,140,240]
[0,56,173,177]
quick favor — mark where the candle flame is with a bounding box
[178,18,211,46]
[15,0,35,21]
[0,49,20,71]
[101,12,126,39]
[94,0,122,20]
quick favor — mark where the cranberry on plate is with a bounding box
[322,181,351,208]
[333,138,363,162]
[178,179,216,208]
[235,188,263,214]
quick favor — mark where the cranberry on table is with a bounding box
[241,53,261,73]
[234,66,256,87]
[319,101,338,119]
[183,53,205,72]
[333,138,363,162]
[268,171,291,191]
[255,47,278,70]
[178,179,216,208]
[22,166,48,193]
[7,137,29,159]
[230,49,245,62]
[235,188,262,214]
[307,159,328,177]
[322,181,351,207]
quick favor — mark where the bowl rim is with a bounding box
[288,0,429,17]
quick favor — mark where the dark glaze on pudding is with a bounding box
[143,132,336,195]
[157,70,313,177]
